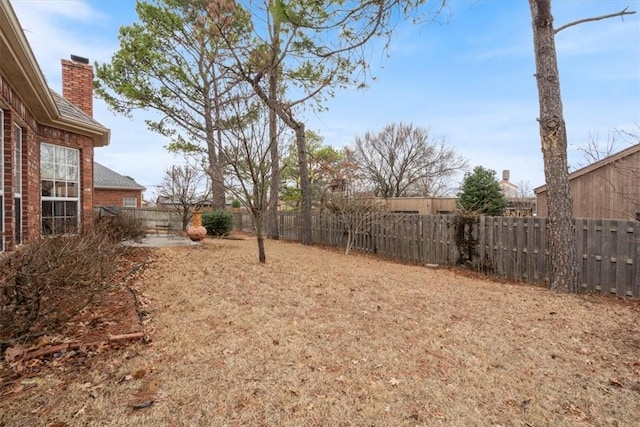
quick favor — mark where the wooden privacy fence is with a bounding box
[232,211,640,298]
[97,207,183,230]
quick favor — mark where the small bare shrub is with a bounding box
[95,210,147,242]
[325,193,387,255]
[0,225,130,343]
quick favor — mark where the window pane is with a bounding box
[67,182,78,197]
[41,144,54,164]
[67,165,78,181]
[55,182,66,197]
[41,162,54,179]
[68,150,78,166]
[55,146,66,165]
[54,201,66,216]
[42,180,54,197]
[65,201,77,217]
[42,218,53,235]
[54,218,65,234]
[42,201,53,217]
[54,164,65,180]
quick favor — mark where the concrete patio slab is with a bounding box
[124,234,201,248]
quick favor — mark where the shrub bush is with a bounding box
[202,210,233,236]
[95,210,147,242]
[0,226,129,342]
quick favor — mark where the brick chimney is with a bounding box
[61,55,93,117]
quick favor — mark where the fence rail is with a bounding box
[233,211,640,298]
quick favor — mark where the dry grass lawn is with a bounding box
[2,237,639,426]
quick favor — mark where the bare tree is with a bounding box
[573,131,625,169]
[528,0,635,292]
[325,192,387,255]
[156,164,210,230]
[211,1,445,246]
[221,95,284,263]
[516,180,534,200]
[354,122,468,198]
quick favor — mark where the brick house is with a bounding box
[0,0,110,251]
[94,162,145,208]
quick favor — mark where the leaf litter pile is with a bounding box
[1,237,639,426]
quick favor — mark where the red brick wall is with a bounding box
[61,59,93,118]
[0,73,96,250]
[94,189,144,208]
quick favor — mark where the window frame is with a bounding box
[123,196,137,208]
[40,143,81,235]
[13,124,22,244]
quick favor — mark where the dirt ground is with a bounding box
[1,236,639,426]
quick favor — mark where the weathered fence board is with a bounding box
[118,207,182,230]
[232,211,639,298]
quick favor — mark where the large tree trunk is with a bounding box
[267,28,280,240]
[529,0,578,292]
[209,160,227,210]
[267,106,280,239]
[294,123,313,245]
[207,73,227,211]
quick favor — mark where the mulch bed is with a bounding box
[0,247,153,388]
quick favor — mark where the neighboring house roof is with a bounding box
[94,162,146,191]
[499,180,519,198]
[0,0,110,146]
[534,143,640,194]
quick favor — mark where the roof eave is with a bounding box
[95,185,146,191]
[0,0,58,121]
[534,143,640,194]
[1,0,110,148]
[49,116,111,147]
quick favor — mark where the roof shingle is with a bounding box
[94,162,145,190]
[50,90,104,128]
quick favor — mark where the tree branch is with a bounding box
[554,7,636,34]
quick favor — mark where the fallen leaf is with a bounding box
[5,346,24,362]
[132,401,154,410]
[132,369,147,379]
[140,379,161,395]
[119,375,133,383]
[73,406,86,418]
[609,378,624,387]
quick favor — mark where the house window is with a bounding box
[13,124,22,244]
[123,197,137,208]
[0,110,3,251]
[41,143,80,235]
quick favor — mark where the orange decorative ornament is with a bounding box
[186,211,207,241]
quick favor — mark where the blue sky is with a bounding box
[9,0,640,199]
